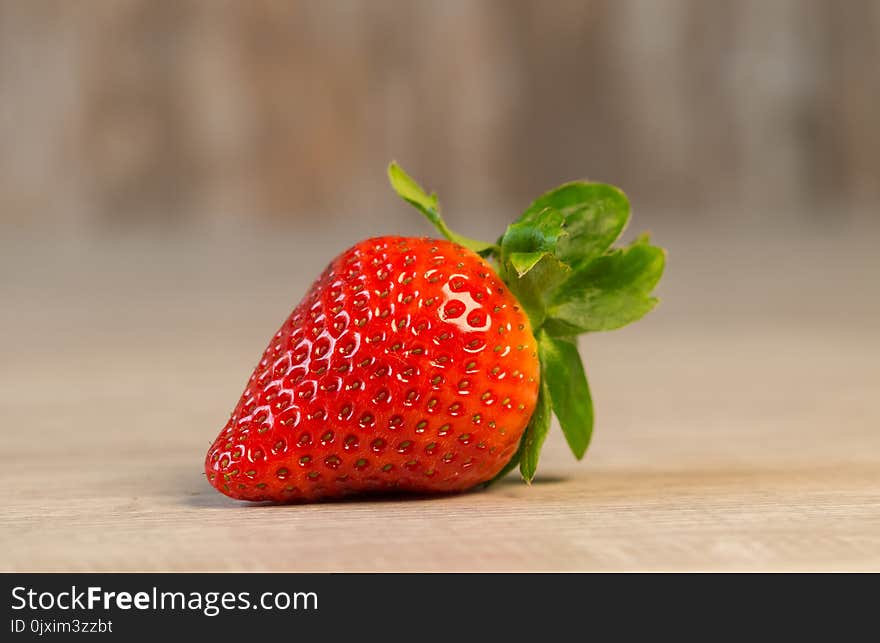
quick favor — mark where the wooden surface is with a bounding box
[2,220,879,571]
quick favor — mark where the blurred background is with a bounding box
[1,0,878,230]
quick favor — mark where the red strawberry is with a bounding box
[206,236,539,501]
[206,163,665,502]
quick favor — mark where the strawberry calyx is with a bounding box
[388,162,666,482]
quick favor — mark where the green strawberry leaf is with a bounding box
[386,160,667,483]
[519,377,552,482]
[387,160,439,212]
[500,206,566,278]
[501,252,570,328]
[387,162,497,255]
[519,182,630,270]
[538,332,594,459]
[507,251,547,276]
[501,206,566,254]
[543,235,665,336]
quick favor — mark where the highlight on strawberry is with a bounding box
[205,162,666,502]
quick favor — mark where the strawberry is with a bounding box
[206,163,665,502]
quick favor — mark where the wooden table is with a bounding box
[2,220,878,571]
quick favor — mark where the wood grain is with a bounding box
[2,223,878,571]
